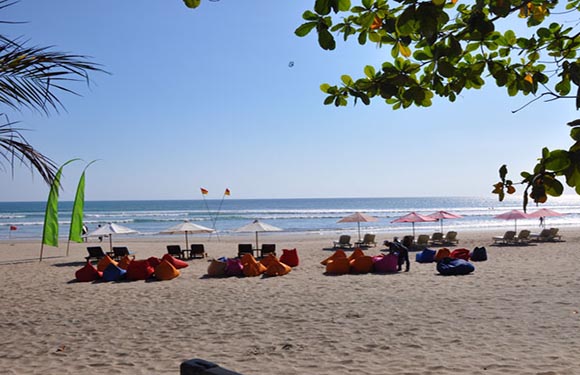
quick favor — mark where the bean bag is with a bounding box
[348,248,365,262]
[437,257,475,276]
[415,249,436,263]
[241,253,266,277]
[126,259,155,281]
[265,257,292,277]
[325,257,350,275]
[434,248,451,262]
[96,255,118,273]
[162,254,189,270]
[225,258,244,277]
[321,250,347,265]
[450,248,470,261]
[102,263,127,282]
[350,255,374,274]
[207,259,227,277]
[155,259,180,281]
[117,255,132,270]
[147,256,162,268]
[75,261,102,282]
[279,248,299,267]
[470,246,488,262]
[372,254,398,273]
[259,254,278,268]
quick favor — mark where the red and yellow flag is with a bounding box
[224,188,231,196]
[200,187,208,195]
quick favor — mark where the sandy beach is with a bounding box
[1,228,580,375]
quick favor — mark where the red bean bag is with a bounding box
[435,248,451,262]
[264,257,292,277]
[155,259,180,281]
[225,258,244,277]
[450,248,470,261]
[126,259,155,281]
[321,250,346,265]
[325,257,350,275]
[96,255,117,272]
[350,255,374,274]
[241,253,266,277]
[373,254,398,273]
[279,248,299,267]
[147,256,162,268]
[207,259,227,277]
[75,261,102,282]
[348,248,365,262]
[117,255,132,270]
[162,254,189,270]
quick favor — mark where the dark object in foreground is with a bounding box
[181,358,243,375]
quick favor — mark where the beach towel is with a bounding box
[126,259,155,281]
[372,254,398,273]
[265,257,292,277]
[434,248,451,262]
[450,248,470,261]
[241,253,266,277]
[96,255,117,273]
[162,254,189,270]
[350,255,374,274]
[348,248,365,262]
[321,250,347,265]
[279,248,299,267]
[75,261,102,282]
[225,258,244,277]
[470,246,488,261]
[207,259,227,277]
[117,255,132,270]
[102,263,127,282]
[155,259,180,281]
[415,249,436,263]
[437,257,475,276]
[325,257,350,275]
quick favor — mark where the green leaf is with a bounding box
[320,83,331,93]
[341,75,354,85]
[302,10,320,21]
[544,150,571,171]
[315,0,331,15]
[364,65,376,78]
[318,29,336,50]
[504,30,516,45]
[338,0,351,11]
[295,22,317,37]
[499,165,508,180]
[571,127,580,141]
[183,0,201,8]
[544,176,564,197]
[323,96,334,105]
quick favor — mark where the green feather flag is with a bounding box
[68,170,86,243]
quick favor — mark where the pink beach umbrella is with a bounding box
[391,212,437,238]
[427,210,463,233]
[494,210,531,232]
[527,208,564,228]
[337,212,379,241]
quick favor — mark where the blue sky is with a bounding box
[1,0,577,202]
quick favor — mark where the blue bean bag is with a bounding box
[470,246,488,262]
[437,257,475,276]
[103,263,127,282]
[415,249,436,263]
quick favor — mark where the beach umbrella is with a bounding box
[235,219,282,250]
[527,208,564,228]
[337,212,379,241]
[391,212,437,238]
[87,222,137,252]
[494,210,531,232]
[159,220,214,249]
[427,210,463,233]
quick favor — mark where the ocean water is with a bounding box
[2,196,580,240]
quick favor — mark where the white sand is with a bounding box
[1,229,580,374]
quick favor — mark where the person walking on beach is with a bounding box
[97,224,103,242]
[385,237,410,272]
[82,224,88,242]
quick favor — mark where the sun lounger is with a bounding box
[260,244,276,258]
[166,245,185,259]
[415,234,430,250]
[443,231,459,245]
[238,243,254,258]
[112,246,135,261]
[530,228,562,242]
[333,235,353,249]
[85,246,108,262]
[493,231,516,245]
[355,233,377,247]
[429,232,444,245]
[515,230,531,244]
[189,244,206,259]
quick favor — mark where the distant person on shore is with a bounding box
[97,224,103,242]
[384,237,410,272]
[82,224,88,242]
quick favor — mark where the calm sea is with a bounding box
[2,196,580,240]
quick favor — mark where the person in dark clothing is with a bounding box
[384,237,410,272]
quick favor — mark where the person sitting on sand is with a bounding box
[384,237,410,272]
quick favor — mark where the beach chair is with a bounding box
[443,231,459,245]
[189,244,206,259]
[492,231,516,245]
[260,244,276,258]
[85,246,108,262]
[429,232,444,245]
[515,230,531,244]
[355,233,377,248]
[530,228,551,242]
[415,234,430,249]
[333,235,353,249]
[166,244,185,259]
[112,246,135,261]
[549,227,562,241]
[238,243,254,258]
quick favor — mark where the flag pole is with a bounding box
[200,188,216,241]
[211,188,230,242]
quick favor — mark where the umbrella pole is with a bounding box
[412,222,415,238]
[358,222,361,241]
[440,219,443,233]
[255,231,259,250]
[185,232,189,250]
[109,235,113,253]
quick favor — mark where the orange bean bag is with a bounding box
[75,261,102,282]
[162,254,189,269]
[155,259,180,281]
[259,254,278,269]
[126,259,155,281]
[207,259,227,277]
[241,253,266,277]
[348,248,365,262]
[435,248,451,262]
[350,255,374,274]
[321,250,347,265]
[265,257,292,277]
[117,255,132,270]
[97,255,117,272]
[279,248,299,267]
[325,257,350,275]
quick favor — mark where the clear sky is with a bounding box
[1,0,577,202]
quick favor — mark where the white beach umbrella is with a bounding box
[235,219,282,249]
[159,220,214,249]
[337,212,379,241]
[88,222,138,251]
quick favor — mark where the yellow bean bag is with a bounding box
[321,250,347,265]
[350,255,374,274]
[435,248,451,262]
[241,253,266,277]
[117,255,132,270]
[348,248,365,262]
[325,257,350,275]
[207,259,227,277]
[155,259,180,281]
[97,255,118,273]
[265,257,292,277]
